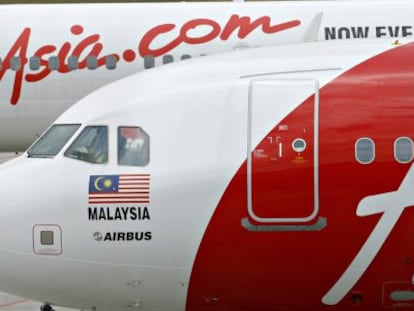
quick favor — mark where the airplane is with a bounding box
[1,0,414,151]
[0,36,414,311]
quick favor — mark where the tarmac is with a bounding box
[0,153,19,163]
[0,293,76,311]
[0,153,79,311]
[0,284,78,311]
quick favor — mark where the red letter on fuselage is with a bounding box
[0,28,30,105]
[221,15,301,40]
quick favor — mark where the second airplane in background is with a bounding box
[0,0,414,151]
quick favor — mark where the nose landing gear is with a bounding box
[40,304,55,311]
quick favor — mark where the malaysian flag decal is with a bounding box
[88,174,150,205]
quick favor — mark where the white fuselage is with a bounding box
[0,38,411,311]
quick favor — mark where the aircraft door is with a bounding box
[246,79,320,227]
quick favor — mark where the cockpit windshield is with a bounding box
[65,126,108,164]
[118,127,150,166]
[27,124,80,158]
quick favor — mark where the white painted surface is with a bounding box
[0,155,78,311]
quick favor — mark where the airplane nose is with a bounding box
[0,156,83,300]
[0,157,37,252]
[0,157,44,296]
[0,156,188,311]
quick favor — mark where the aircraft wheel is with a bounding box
[40,304,55,311]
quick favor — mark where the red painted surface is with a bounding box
[187,43,414,310]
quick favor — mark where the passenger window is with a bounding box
[48,56,59,71]
[106,55,117,70]
[68,56,79,70]
[181,54,191,60]
[162,55,173,64]
[28,124,80,158]
[65,126,108,164]
[355,138,375,164]
[87,56,98,70]
[11,57,21,71]
[118,127,149,166]
[144,55,155,69]
[30,57,40,70]
[394,137,414,163]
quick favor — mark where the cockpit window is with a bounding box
[65,126,108,164]
[27,124,80,158]
[118,127,150,166]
